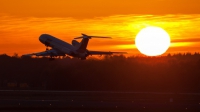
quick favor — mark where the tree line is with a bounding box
[0,53,200,93]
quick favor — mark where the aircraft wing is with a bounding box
[88,50,127,55]
[22,49,65,57]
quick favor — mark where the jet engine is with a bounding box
[72,40,80,48]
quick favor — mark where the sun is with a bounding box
[135,26,170,56]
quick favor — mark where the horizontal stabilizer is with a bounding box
[74,33,111,39]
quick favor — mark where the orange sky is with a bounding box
[1,0,200,56]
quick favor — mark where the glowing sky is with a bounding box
[1,0,200,56]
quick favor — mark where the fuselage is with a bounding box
[23,33,124,60]
[39,34,87,58]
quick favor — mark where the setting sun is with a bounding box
[135,26,171,56]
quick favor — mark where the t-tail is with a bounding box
[74,33,111,53]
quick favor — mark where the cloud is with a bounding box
[1,0,200,18]
[1,14,200,55]
[172,38,200,43]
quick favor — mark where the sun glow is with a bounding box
[1,14,200,56]
[135,26,171,56]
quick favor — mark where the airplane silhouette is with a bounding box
[23,34,126,60]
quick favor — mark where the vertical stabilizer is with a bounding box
[74,34,111,53]
[77,37,89,53]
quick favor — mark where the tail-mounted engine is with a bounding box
[72,40,80,48]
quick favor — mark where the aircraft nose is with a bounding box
[39,34,47,44]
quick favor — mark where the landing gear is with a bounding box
[49,53,56,61]
[46,45,50,51]
[49,55,56,61]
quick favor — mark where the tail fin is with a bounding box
[77,37,89,53]
[74,34,111,53]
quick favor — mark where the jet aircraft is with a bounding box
[23,34,126,60]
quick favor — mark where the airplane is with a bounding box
[23,34,126,60]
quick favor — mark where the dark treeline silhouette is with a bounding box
[1,53,200,93]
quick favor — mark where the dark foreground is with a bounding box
[0,90,200,112]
